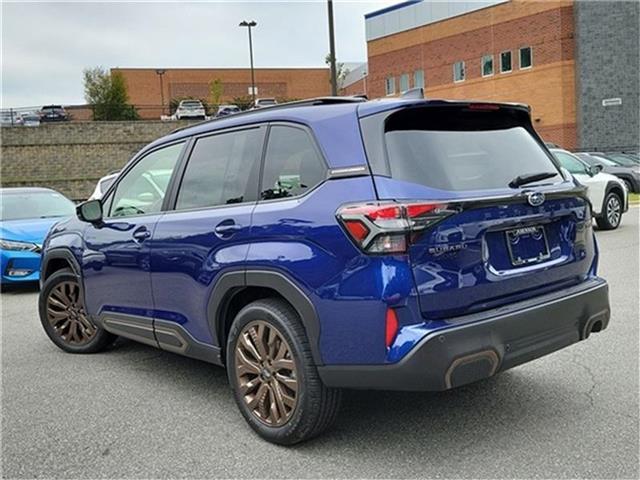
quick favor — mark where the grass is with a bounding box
[629,193,640,204]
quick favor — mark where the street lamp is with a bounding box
[155,69,166,115]
[239,20,257,104]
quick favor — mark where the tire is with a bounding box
[596,191,623,230]
[226,298,341,445]
[38,269,116,353]
[622,179,634,193]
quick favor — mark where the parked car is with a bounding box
[551,149,628,229]
[175,100,206,120]
[39,98,611,444]
[0,110,23,126]
[88,171,120,200]
[22,112,41,127]
[216,105,241,117]
[252,97,277,109]
[595,152,640,166]
[574,152,640,193]
[39,105,68,122]
[1,188,75,286]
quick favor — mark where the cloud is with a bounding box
[1,0,397,107]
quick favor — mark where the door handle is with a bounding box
[214,219,241,238]
[132,226,151,243]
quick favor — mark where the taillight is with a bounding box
[337,201,454,254]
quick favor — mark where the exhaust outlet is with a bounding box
[445,350,499,390]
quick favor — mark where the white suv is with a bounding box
[551,148,628,230]
[175,100,206,120]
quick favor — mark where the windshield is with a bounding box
[604,153,638,167]
[587,155,619,167]
[181,101,202,107]
[579,154,616,166]
[0,191,75,221]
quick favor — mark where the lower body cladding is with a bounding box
[95,312,222,364]
[318,277,610,391]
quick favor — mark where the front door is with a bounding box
[150,126,265,351]
[82,141,185,340]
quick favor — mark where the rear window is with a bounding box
[373,106,562,191]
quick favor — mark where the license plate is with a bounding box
[505,225,550,266]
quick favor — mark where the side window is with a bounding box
[555,152,587,175]
[176,128,263,210]
[110,142,184,217]
[260,126,326,200]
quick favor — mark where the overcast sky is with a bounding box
[1,0,397,108]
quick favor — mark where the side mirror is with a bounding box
[77,199,103,224]
[589,164,603,176]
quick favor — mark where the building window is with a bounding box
[414,69,425,89]
[399,74,409,92]
[519,46,532,69]
[500,51,512,73]
[481,54,494,77]
[453,61,465,82]
[385,76,396,96]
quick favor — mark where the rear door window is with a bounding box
[379,107,561,191]
[175,127,263,210]
[259,125,326,200]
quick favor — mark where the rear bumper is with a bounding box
[318,277,610,391]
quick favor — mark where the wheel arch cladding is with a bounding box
[207,270,323,365]
[41,248,81,280]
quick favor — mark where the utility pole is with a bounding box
[240,20,257,104]
[155,69,166,115]
[327,0,338,96]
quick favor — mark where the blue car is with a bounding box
[38,97,610,444]
[1,188,75,286]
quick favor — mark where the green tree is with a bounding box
[83,67,139,121]
[232,95,253,111]
[325,54,350,89]
[209,79,224,108]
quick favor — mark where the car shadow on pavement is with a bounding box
[1,282,39,294]
[104,339,583,455]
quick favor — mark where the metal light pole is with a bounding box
[155,69,166,115]
[239,20,257,104]
[327,0,338,96]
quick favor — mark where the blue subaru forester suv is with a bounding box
[38,96,610,444]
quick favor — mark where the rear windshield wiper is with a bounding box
[509,172,558,188]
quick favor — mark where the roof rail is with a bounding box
[171,96,367,134]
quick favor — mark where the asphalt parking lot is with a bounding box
[1,209,638,479]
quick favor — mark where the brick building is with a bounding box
[113,67,331,119]
[360,0,639,151]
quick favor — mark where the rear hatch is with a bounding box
[359,102,595,320]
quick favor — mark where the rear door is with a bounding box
[149,125,265,348]
[361,104,594,320]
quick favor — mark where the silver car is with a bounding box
[175,100,206,120]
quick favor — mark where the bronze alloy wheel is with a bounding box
[235,320,299,427]
[46,280,97,345]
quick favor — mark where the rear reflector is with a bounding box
[337,201,454,254]
[385,308,399,348]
